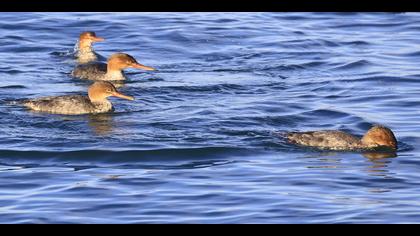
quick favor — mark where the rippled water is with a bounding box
[0,12,420,223]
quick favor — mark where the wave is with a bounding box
[152,83,248,93]
[338,76,420,84]
[331,22,408,29]
[332,60,372,70]
[0,147,261,163]
[0,85,26,89]
[299,108,351,119]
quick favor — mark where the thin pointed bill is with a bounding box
[92,36,105,42]
[112,92,134,101]
[132,63,156,71]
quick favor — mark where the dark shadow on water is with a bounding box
[0,147,259,176]
[0,147,261,166]
[0,85,26,89]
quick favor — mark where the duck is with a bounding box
[286,125,397,151]
[71,53,155,81]
[22,81,134,115]
[75,31,105,64]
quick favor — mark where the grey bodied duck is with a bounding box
[286,125,397,151]
[22,81,134,115]
[72,53,155,81]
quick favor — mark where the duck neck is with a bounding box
[78,40,94,54]
[106,64,126,80]
[89,97,113,112]
[90,97,107,103]
[360,134,376,148]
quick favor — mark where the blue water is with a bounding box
[0,12,420,223]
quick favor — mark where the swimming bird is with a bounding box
[22,81,134,115]
[286,125,397,151]
[75,31,105,64]
[71,53,155,81]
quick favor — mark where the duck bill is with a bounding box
[92,36,105,42]
[132,63,156,71]
[112,92,134,101]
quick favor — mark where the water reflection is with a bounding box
[362,152,397,177]
[362,152,397,160]
[304,151,398,195]
[304,151,397,173]
[88,113,114,135]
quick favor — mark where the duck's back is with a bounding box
[72,62,107,80]
[23,95,97,115]
[287,130,362,150]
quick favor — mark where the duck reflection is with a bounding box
[304,150,398,173]
[88,113,115,135]
[362,151,397,176]
[362,151,397,160]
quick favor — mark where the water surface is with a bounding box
[0,12,420,223]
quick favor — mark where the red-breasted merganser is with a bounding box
[76,31,104,64]
[71,53,155,81]
[286,125,397,151]
[22,81,134,115]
